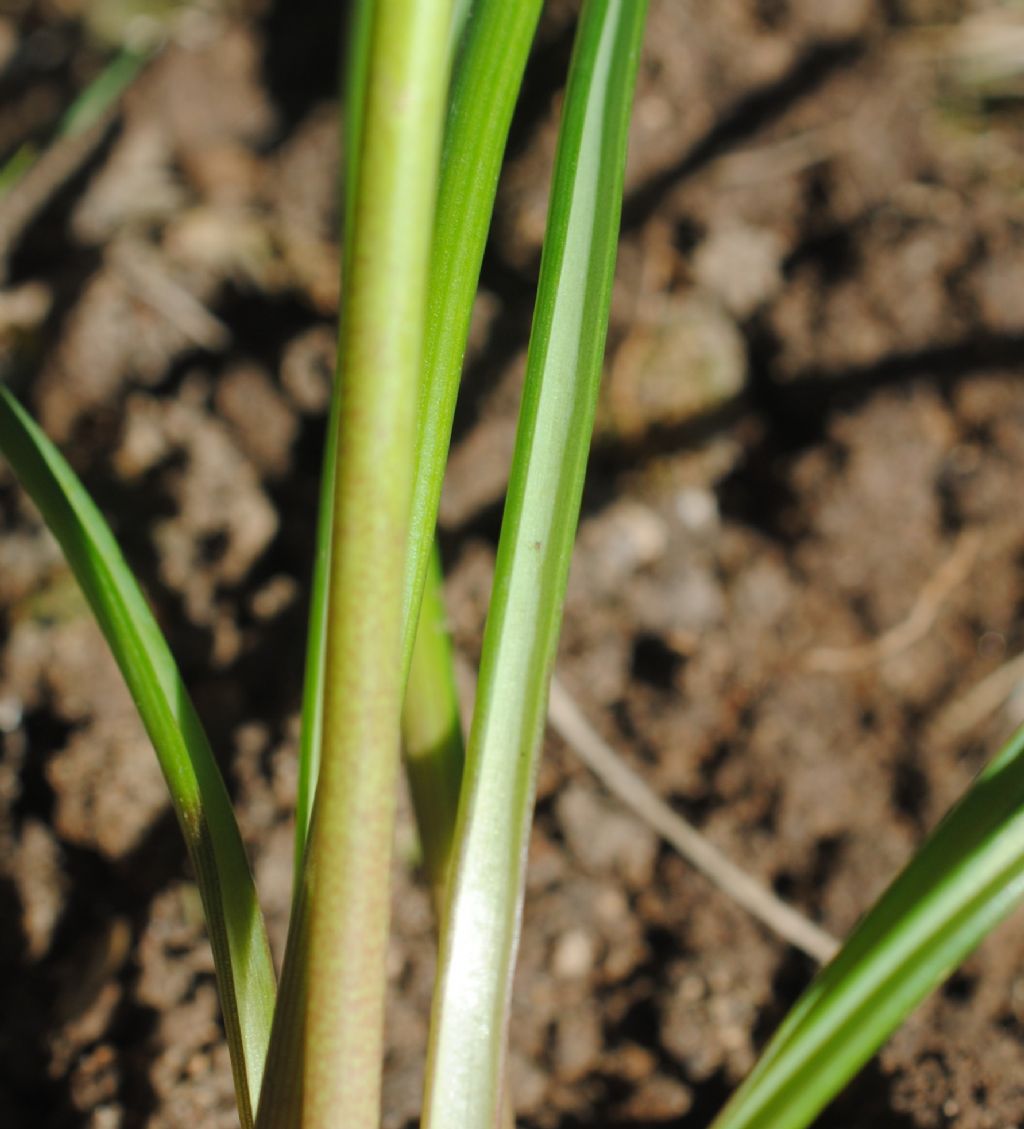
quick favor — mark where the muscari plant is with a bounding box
[3,3,1024,1128]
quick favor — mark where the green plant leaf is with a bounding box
[401,0,543,679]
[293,0,542,900]
[0,385,275,1129]
[255,1,452,1126]
[290,0,374,891]
[395,0,542,912]
[0,47,148,196]
[421,4,648,1126]
[711,720,1024,1129]
[447,0,475,63]
[402,543,464,905]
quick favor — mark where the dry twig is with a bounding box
[546,677,840,964]
[930,650,1024,745]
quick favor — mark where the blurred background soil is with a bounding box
[3,1,1024,1126]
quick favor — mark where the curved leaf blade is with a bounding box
[711,722,1024,1129]
[0,385,275,1129]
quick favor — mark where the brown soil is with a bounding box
[3,2,1024,1127]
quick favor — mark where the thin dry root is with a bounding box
[806,531,980,675]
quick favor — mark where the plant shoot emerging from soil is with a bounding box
[3,5,1024,1129]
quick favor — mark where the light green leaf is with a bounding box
[402,544,464,905]
[421,4,649,1126]
[401,0,544,678]
[711,721,1024,1129]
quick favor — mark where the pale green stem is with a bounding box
[256,2,452,1126]
[294,0,540,909]
[292,0,375,889]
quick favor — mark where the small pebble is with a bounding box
[675,486,720,537]
[552,928,596,979]
[0,694,23,732]
[693,224,784,319]
[594,887,628,923]
[678,973,707,1002]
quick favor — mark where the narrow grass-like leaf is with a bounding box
[421,4,648,1126]
[58,48,148,135]
[447,0,475,63]
[0,47,147,195]
[711,721,1024,1129]
[256,2,451,1126]
[0,386,275,1129]
[293,0,541,896]
[394,0,542,900]
[401,0,543,679]
[290,388,337,886]
[402,544,464,905]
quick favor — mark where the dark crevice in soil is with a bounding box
[0,875,75,1129]
[14,704,74,826]
[5,120,122,283]
[941,969,978,1005]
[259,0,347,135]
[439,491,506,559]
[109,988,162,1129]
[783,217,862,282]
[0,23,80,105]
[754,0,792,33]
[3,240,104,394]
[0,806,180,1129]
[751,947,817,1052]
[808,836,844,902]
[891,756,930,832]
[631,632,687,692]
[591,398,748,477]
[622,38,867,233]
[774,835,845,914]
[769,334,1024,424]
[715,319,1024,550]
[214,286,325,372]
[448,294,534,448]
[813,1060,924,1129]
[678,1073,743,1129]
